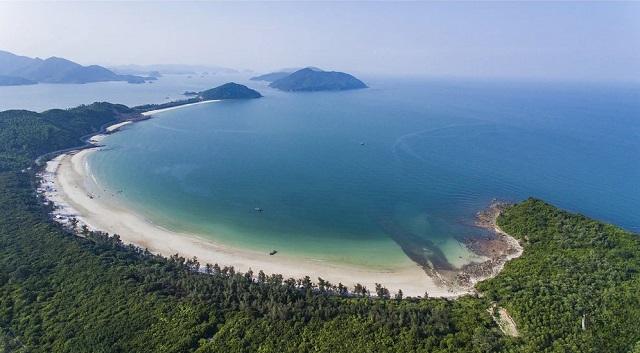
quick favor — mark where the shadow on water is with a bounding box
[376,216,455,273]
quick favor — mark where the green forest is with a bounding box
[0,103,638,352]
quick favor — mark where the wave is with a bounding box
[391,123,490,163]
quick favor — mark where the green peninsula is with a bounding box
[132,82,262,113]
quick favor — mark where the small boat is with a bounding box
[254,207,264,212]
[360,142,366,146]
[269,250,278,256]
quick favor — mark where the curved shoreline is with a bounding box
[37,105,523,298]
[40,149,455,297]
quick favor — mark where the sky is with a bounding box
[0,1,638,81]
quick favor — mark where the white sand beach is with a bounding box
[40,147,464,298]
[141,99,221,116]
[37,104,523,298]
[105,121,132,132]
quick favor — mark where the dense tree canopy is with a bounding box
[0,103,131,171]
[477,198,640,352]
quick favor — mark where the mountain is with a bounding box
[0,50,150,85]
[198,82,262,100]
[0,51,37,75]
[269,68,367,92]
[250,71,293,82]
[0,75,35,86]
[250,67,326,82]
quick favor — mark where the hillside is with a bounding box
[132,83,261,113]
[198,82,262,100]
[250,71,292,82]
[0,75,35,86]
[0,50,150,85]
[269,68,367,92]
[0,103,133,171]
[477,198,640,352]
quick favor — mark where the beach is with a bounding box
[141,99,221,116]
[38,104,524,298]
[40,142,462,298]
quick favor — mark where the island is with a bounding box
[250,71,292,82]
[132,82,262,113]
[198,82,263,100]
[0,50,152,86]
[268,67,368,92]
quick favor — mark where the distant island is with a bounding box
[265,67,367,92]
[0,50,153,86]
[109,64,238,76]
[199,82,262,100]
[250,71,292,82]
[133,82,261,113]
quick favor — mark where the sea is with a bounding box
[2,74,638,270]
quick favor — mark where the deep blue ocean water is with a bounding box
[81,77,640,269]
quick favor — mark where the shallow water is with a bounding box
[54,77,640,269]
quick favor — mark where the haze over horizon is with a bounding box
[1,1,639,82]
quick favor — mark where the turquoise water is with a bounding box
[88,78,640,270]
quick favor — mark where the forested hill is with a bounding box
[0,103,133,172]
[269,68,367,92]
[477,199,640,352]
[132,82,261,113]
[0,102,638,352]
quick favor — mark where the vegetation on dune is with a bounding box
[0,103,638,352]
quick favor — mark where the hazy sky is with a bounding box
[0,1,638,81]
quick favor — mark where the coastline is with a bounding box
[37,105,523,298]
[141,99,221,116]
[84,100,219,144]
[461,202,524,288]
[40,149,455,297]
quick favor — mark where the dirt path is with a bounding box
[489,304,519,337]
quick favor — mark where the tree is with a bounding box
[395,289,403,301]
[375,283,390,299]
